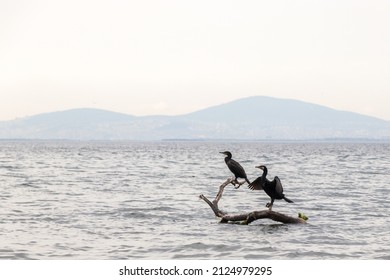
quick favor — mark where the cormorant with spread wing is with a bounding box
[220,151,251,188]
[248,165,293,210]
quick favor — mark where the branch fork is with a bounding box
[200,178,306,225]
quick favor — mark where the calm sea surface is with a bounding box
[0,141,389,259]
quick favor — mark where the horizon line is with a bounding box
[1,95,389,122]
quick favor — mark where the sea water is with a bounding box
[0,141,389,259]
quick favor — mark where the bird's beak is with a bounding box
[219,152,225,154]
[255,165,261,169]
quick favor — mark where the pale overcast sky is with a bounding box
[1,0,389,121]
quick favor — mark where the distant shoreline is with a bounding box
[1,97,389,140]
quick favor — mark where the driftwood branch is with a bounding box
[199,178,233,217]
[200,178,306,225]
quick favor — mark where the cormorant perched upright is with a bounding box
[248,165,293,210]
[220,151,251,188]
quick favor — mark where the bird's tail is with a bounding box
[283,196,294,203]
[245,178,251,185]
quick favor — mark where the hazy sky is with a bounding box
[1,0,390,121]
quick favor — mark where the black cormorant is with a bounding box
[248,165,293,210]
[220,151,251,188]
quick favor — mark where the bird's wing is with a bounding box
[228,159,247,178]
[248,177,263,190]
[274,176,284,195]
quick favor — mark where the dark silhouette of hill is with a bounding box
[0,96,389,140]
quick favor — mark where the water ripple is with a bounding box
[0,141,389,259]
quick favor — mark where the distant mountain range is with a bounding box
[1,96,389,140]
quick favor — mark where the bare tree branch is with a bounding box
[200,178,306,225]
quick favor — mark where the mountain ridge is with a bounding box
[181,96,388,124]
[1,96,389,140]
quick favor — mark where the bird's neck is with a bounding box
[224,155,231,162]
[261,168,268,181]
